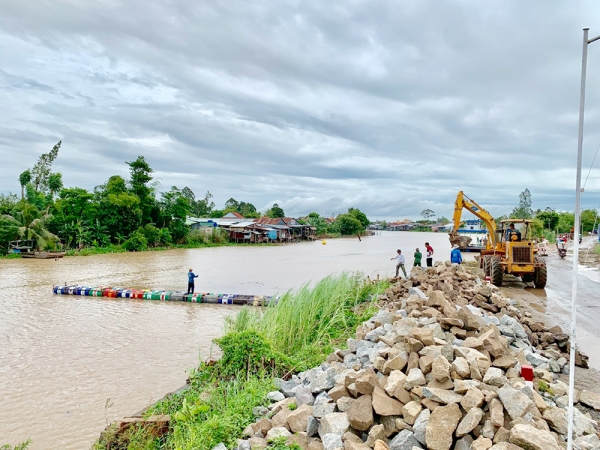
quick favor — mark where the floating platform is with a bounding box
[52,285,279,306]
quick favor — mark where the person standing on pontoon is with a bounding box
[187,268,198,294]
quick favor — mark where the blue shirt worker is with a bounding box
[391,249,407,278]
[450,244,463,264]
[187,268,198,294]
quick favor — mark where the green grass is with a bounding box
[595,243,600,256]
[1,440,31,450]
[96,273,388,450]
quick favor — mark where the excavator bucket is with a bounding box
[449,231,471,248]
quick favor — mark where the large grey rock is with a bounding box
[318,412,350,438]
[295,385,316,406]
[405,368,426,389]
[573,407,597,436]
[509,424,560,450]
[280,379,301,397]
[413,408,430,445]
[580,390,600,410]
[307,416,320,437]
[237,440,251,450]
[574,434,600,450]
[389,429,422,450]
[313,401,336,418]
[409,287,427,299]
[482,367,507,387]
[524,350,549,367]
[425,403,461,450]
[500,315,528,340]
[213,444,227,450]
[498,385,534,419]
[311,367,337,393]
[455,436,474,450]
[365,327,386,342]
[321,433,343,450]
[267,391,285,402]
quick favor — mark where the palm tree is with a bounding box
[18,170,31,200]
[1,204,59,250]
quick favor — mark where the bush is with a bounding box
[123,231,148,251]
[186,229,206,246]
[169,219,189,243]
[158,227,172,246]
[142,224,160,247]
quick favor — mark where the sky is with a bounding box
[1,1,600,220]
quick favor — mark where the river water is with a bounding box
[1,231,597,449]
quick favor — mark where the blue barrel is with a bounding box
[84,287,92,296]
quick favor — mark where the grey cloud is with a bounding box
[1,0,599,219]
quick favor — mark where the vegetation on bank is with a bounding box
[94,273,389,450]
[1,143,371,256]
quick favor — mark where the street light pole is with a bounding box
[567,27,600,450]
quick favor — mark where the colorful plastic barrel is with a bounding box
[132,290,143,299]
[203,295,218,304]
[101,288,111,297]
[160,291,171,301]
[53,286,60,294]
[221,294,233,305]
[142,291,152,300]
[149,291,161,300]
[84,287,92,296]
[93,288,103,297]
[171,292,184,301]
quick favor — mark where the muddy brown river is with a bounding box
[0,232,597,449]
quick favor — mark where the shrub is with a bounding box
[142,224,160,247]
[158,227,172,246]
[123,231,148,252]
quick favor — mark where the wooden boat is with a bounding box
[21,251,65,259]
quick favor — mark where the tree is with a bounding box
[193,191,215,217]
[267,203,285,218]
[127,155,155,224]
[18,170,31,200]
[420,209,435,222]
[1,203,59,250]
[160,186,191,225]
[536,210,559,231]
[47,173,63,198]
[581,209,598,233]
[347,208,369,229]
[335,214,363,235]
[437,216,450,225]
[511,188,533,219]
[31,141,61,192]
[224,198,239,211]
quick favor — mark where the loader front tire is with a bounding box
[491,257,503,287]
[534,260,547,289]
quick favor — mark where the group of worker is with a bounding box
[391,242,465,279]
[390,242,436,278]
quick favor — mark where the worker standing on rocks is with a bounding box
[187,268,198,294]
[391,249,407,278]
[451,244,463,264]
[413,247,422,269]
[425,242,434,267]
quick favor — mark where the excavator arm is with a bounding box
[449,191,497,248]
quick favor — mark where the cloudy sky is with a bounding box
[2,1,600,220]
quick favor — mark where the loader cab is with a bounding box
[497,220,531,244]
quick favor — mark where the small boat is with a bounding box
[8,240,65,259]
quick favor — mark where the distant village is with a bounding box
[186,212,321,243]
[368,219,454,232]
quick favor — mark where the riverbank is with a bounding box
[94,273,389,449]
[95,262,600,449]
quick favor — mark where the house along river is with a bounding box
[0,231,597,449]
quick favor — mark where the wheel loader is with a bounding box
[448,191,547,288]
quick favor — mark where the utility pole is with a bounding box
[567,27,600,450]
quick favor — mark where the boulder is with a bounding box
[347,394,373,431]
[266,427,292,442]
[385,370,407,396]
[308,440,325,450]
[373,440,391,450]
[482,367,507,387]
[574,434,600,450]
[267,391,285,402]
[498,386,534,420]
[307,416,320,437]
[287,404,314,433]
[336,396,355,412]
[389,429,422,450]
[580,390,600,410]
[322,433,343,450]
[318,412,350,438]
[460,387,485,411]
[450,356,470,378]
[311,368,337,394]
[425,403,461,450]
[413,408,430,445]
[384,355,408,374]
[356,370,379,395]
[405,368,426,389]
[472,437,493,450]
[431,356,451,381]
[489,398,504,428]
[455,436,474,450]
[422,387,463,404]
[492,355,517,369]
[411,327,435,346]
[509,424,560,450]
[542,407,567,436]
[372,386,403,416]
[456,407,484,437]
[402,401,423,425]
[328,385,350,402]
[366,424,387,447]
[344,440,370,450]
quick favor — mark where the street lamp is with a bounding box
[567,27,600,450]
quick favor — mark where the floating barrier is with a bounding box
[52,285,279,306]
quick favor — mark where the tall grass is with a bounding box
[226,273,386,370]
[97,273,388,450]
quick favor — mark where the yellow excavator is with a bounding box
[449,191,546,288]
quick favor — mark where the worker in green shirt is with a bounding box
[413,248,422,269]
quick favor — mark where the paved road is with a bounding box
[537,237,599,369]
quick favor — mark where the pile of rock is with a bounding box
[233,263,599,450]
